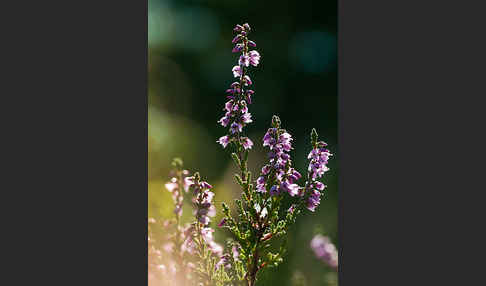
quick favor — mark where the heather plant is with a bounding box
[148,23,334,286]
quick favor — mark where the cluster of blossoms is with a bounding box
[183,172,223,256]
[218,23,260,150]
[310,234,338,270]
[256,116,303,197]
[304,133,333,211]
[186,175,216,225]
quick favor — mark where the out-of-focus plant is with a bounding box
[310,234,338,271]
[149,158,231,286]
[148,23,334,286]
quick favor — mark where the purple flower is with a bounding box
[244,75,252,86]
[248,50,260,66]
[230,122,243,134]
[241,137,254,150]
[256,176,267,193]
[200,181,213,190]
[269,185,279,196]
[306,190,321,212]
[201,227,214,241]
[261,164,271,175]
[218,115,230,127]
[248,40,256,47]
[198,215,210,225]
[240,100,248,113]
[218,135,230,148]
[239,55,250,67]
[314,181,326,191]
[209,241,223,255]
[288,168,302,183]
[232,245,240,260]
[256,176,265,185]
[215,254,232,270]
[288,204,296,214]
[263,128,277,147]
[218,218,227,227]
[184,176,195,190]
[224,100,234,112]
[232,34,242,43]
[241,112,252,124]
[232,43,243,53]
[245,90,254,104]
[165,179,177,193]
[232,65,242,77]
[233,24,244,32]
[280,181,299,196]
[310,235,338,269]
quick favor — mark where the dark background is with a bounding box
[148,0,338,285]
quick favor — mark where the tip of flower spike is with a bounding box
[311,128,318,146]
[171,158,183,168]
[271,115,281,128]
[233,24,244,32]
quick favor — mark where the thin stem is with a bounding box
[174,168,186,286]
[248,229,264,286]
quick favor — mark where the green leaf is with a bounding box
[311,128,318,146]
[234,174,244,186]
[231,152,241,167]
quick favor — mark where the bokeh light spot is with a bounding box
[289,31,337,73]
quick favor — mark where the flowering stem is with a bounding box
[164,158,188,285]
[236,36,249,180]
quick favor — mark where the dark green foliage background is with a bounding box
[149,0,337,285]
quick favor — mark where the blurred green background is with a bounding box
[148,0,337,285]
